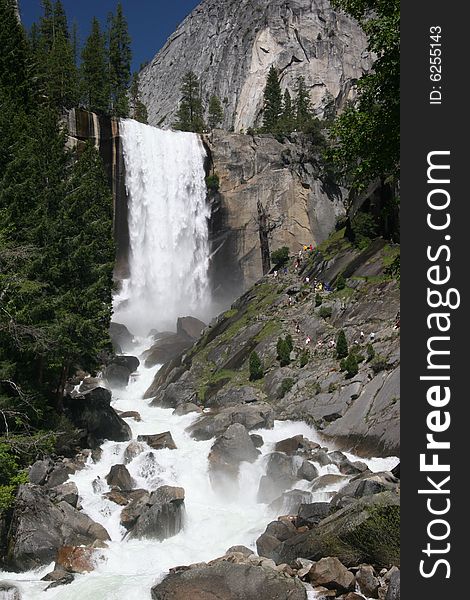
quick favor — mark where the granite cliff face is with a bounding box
[139,0,370,131]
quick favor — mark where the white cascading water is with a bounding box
[0,122,398,599]
[113,120,211,335]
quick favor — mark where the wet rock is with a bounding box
[138,432,177,450]
[187,402,274,441]
[226,545,253,557]
[120,491,151,530]
[356,564,380,599]
[297,459,318,482]
[6,484,110,571]
[177,316,206,341]
[56,546,98,573]
[209,424,260,484]
[45,462,77,489]
[275,435,320,455]
[48,482,79,507]
[297,502,330,528]
[123,441,145,464]
[103,489,130,506]
[105,464,134,491]
[150,561,307,600]
[250,434,264,448]
[143,334,192,368]
[110,322,134,352]
[308,557,355,593]
[269,490,313,516]
[310,474,349,493]
[331,472,399,509]
[385,570,400,600]
[0,582,21,599]
[79,377,105,393]
[111,355,140,373]
[64,387,131,447]
[28,458,53,485]
[309,449,332,467]
[103,363,131,388]
[344,593,367,600]
[129,486,185,541]
[257,452,300,504]
[256,519,297,558]
[173,403,202,416]
[119,411,142,421]
[206,385,259,409]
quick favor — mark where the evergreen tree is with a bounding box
[277,336,292,367]
[173,71,205,133]
[0,0,31,106]
[208,95,224,129]
[336,329,349,359]
[294,76,313,131]
[81,18,110,114]
[249,351,264,381]
[130,72,148,124]
[280,89,295,133]
[262,66,283,133]
[108,2,131,118]
[53,0,68,39]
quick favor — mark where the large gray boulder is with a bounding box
[6,485,109,571]
[105,464,134,491]
[143,334,192,368]
[257,452,301,504]
[150,561,307,600]
[177,316,206,341]
[109,322,134,353]
[129,486,185,541]
[307,556,355,592]
[64,387,131,447]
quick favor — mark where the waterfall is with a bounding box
[114,120,211,335]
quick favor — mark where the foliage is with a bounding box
[208,95,224,129]
[351,211,380,249]
[328,0,400,191]
[340,353,359,379]
[277,336,292,367]
[299,349,310,368]
[205,174,220,192]
[319,306,333,319]
[271,246,290,267]
[315,293,323,307]
[336,274,346,290]
[262,66,283,133]
[370,355,389,374]
[129,72,148,123]
[249,351,264,381]
[80,17,110,113]
[280,89,295,133]
[385,254,400,282]
[336,330,349,359]
[109,2,132,117]
[366,343,376,362]
[279,377,294,398]
[173,71,205,133]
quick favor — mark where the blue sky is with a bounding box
[18,0,200,72]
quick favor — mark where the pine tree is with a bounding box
[336,329,348,359]
[80,18,110,114]
[295,76,313,131]
[249,351,264,381]
[280,89,295,133]
[208,95,224,129]
[262,66,283,133]
[53,0,68,39]
[109,2,131,118]
[173,71,205,133]
[130,72,148,124]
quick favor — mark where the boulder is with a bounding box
[105,464,134,491]
[250,434,264,448]
[64,387,131,447]
[42,566,75,589]
[331,472,399,509]
[308,557,355,593]
[356,564,380,599]
[187,402,274,441]
[257,452,300,504]
[257,519,297,558]
[45,462,77,488]
[177,316,206,341]
[137,432,177,450]
[6,484,109,571]
[56,546,98,573]
[109,322,134,352]
[111,355,140,373]
[209,424,260,483]
[120,490,151,530]
[385,570,400,600]
[297,502,330,528]
[269,490,313,516]
[206,385,259,409]
[150,561,307,600]
[297,460,318,482]
[119,411,142,421]
[0,582,21,599]
[173,403,202,416]
[275,435,320,455]
[29,458,53,485]
[103,363,131,388]
[143,334,192,368]
[48,482,79,507]
[226,545,253,557]
[78,377,104,393]
[310,474,349,493]
[123,441,145,464]
[129,486,185,540]
[273,492,400,568]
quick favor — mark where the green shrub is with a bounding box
[351,212,379,249]
[0,443,29,514]
[280,378,294,398]
[340,353,359,379]
[319,306,332,319]
[285,334,294,353]
[249,351,264,381]
[336,329,348,359]
[371,355,389,374]
[366,343,376,362]
[299,349,310,368]
[205,173,220,192]
[336,274,346,290]
[315,293,323,307]
[277,336,292,366]
[271,246,290,267]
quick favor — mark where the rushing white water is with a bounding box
[113,120,211,335]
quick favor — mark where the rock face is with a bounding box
[207,131,346,295]
[140,0,370,132]
[150,561,307,600]
[129,486,185,541]
[6,485,110,571]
